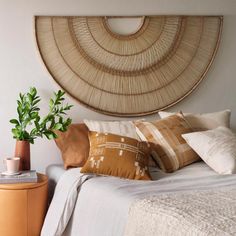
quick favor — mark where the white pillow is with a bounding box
[83,119,139,139]
[182,127,236,174]
[159,110,231,130]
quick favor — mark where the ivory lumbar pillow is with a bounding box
[182,127,236,174]
[159,110,231,131]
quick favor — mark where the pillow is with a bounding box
[81,131,151,180]
[54,123,89,169]
[134,114,199,172]
[182,127,236,174]
[159,110,231,131]
[84,119,139,139]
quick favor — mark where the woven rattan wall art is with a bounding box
[35,16,223,117]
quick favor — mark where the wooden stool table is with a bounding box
[0,173,48,236]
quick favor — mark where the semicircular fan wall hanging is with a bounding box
[35,16,223,117]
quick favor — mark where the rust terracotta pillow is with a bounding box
[81,131,151,180]
[54,123,89,169]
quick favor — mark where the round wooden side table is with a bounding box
[0,173,48,236]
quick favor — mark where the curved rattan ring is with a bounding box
[35,16,223,117]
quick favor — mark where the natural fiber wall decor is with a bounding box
[35,16,223,116]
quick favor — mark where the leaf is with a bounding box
[49,98,54,109]
[32,99,41,106]
[30,128,38,136]
[12,128,18,134]
[17,100,21,107]
[12,128,20,137]
[25,103,30,112]
[53,123,63,130]
[17,106,22,115]
[32,107,40,112]
[27,93,33,103]
[22,130,30,139]
[16,125,21,130]
[44,130,57,140]
[10,119,19,125]
[34,120,40,130]
[30,87,37,97]
[65,118,72,126]
[65,104,73,110]
[29,139,34,144]
[49,118,55,129]
[30,112,39,119]
[19,93,24,102]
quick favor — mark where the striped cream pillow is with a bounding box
[81,131,151,180]
[84,119,139,139]
[134,114,199,172]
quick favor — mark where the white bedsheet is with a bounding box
[41,162,236,236]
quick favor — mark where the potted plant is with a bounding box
[10,87,73,170]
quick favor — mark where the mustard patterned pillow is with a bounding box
[81,131,151,180]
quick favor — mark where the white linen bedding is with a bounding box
[46,164,66,202]
[125,188,236,236]
[41,162,236,236]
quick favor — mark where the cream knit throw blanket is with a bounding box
[124,188,236,236]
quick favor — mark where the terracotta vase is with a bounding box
[14,140,31,171]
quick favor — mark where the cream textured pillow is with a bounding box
[134,114,199,173]
[81,131,151,180]
[84,119,139,139]
[182,127,236,174]
[159,110,231,131]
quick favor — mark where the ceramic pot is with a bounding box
[14,140,30,171]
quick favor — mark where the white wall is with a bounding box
[0,0,235,173]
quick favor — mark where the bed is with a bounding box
[42,162,236,236]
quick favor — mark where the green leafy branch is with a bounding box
[10,87,73,144]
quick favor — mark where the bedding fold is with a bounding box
[41,168,92,236]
